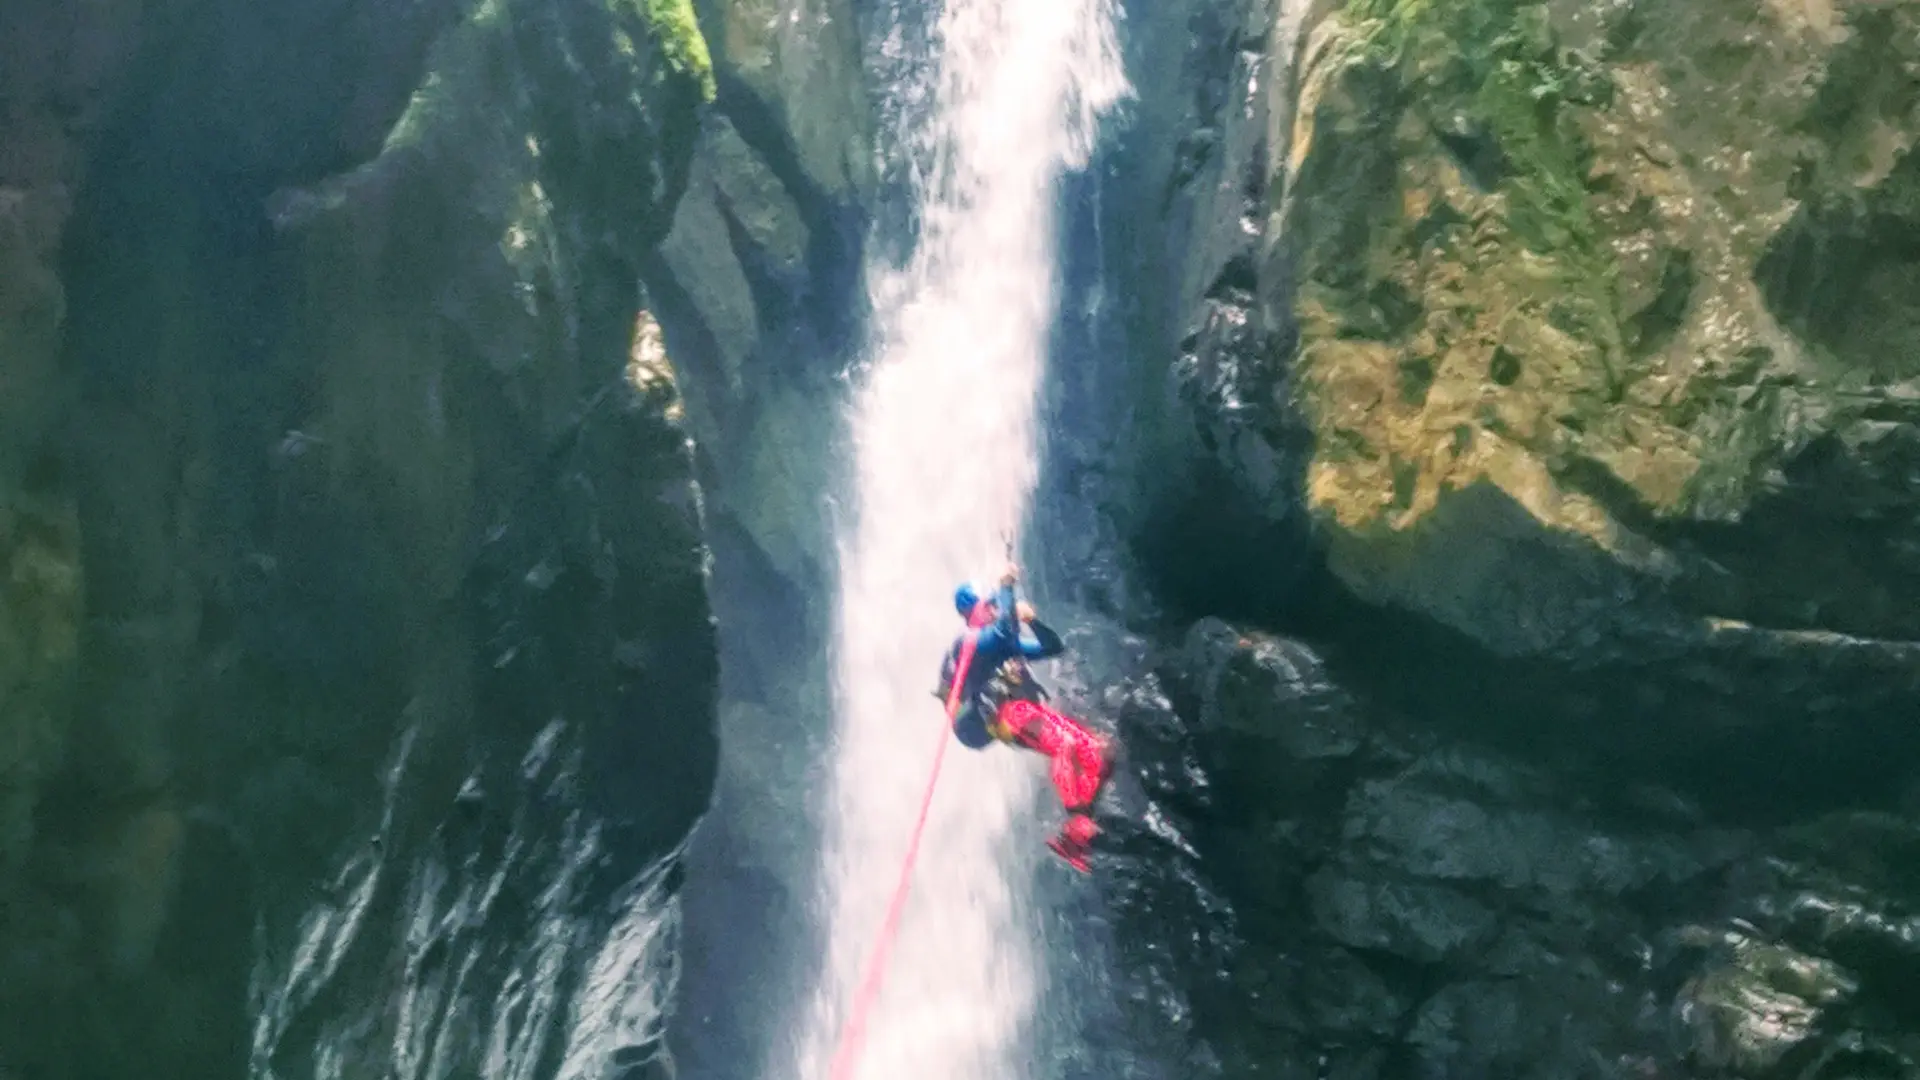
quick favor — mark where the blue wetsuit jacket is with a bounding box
[940,582,1067,749]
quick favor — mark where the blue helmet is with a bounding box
[953,582,981,617]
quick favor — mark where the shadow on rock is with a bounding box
[1064,613,1920,1080]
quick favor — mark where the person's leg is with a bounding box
[1051,735,1102,810]
[1049,748,1090,809]
[1040,709,1108,809]
[1054,727,1104,863]
[999,700,1110,872]
[1073,727,1110,793]
[994,700,1050,754]
[1002,699,1094,809]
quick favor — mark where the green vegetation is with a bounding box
[1348,0,1606,257]
[641,0,716,102]
[1346,0,1627,392]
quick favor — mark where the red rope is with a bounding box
[824,631,980,1080]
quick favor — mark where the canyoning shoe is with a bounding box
[1063,812,1100,847]
[1047,835,1092,873]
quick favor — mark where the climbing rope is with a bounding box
[824,631,980,1080]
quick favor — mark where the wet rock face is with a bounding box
[1139,0,1920,627]
[643,5,871,1072]
[1054,0,1920,1072]
[0,1,717,1077]
[0,0,145,907]
[692,0,872,200]
[1109,0,1920,834]
[1099,618,1920,1079]
[1091,0,1318,622]
[650,0,869,594]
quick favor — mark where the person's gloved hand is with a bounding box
[1000,562,1020,587]
[1016,601,1036,622]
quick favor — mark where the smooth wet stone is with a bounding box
[1300,947,1411,1036]
[1306,864,1498,964]
[1343,774,1703,899]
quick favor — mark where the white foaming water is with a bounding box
[788,0,1128,1077]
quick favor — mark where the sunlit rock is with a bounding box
[1679,930,1859,1074]
[1263,0,1920,665]
[694,0,873,198]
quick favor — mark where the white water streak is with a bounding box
[792,0,1129,1077]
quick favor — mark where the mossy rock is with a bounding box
[693,0,873,196]
[0,188,71,469]
[0,0,720,1074]
[1279,0,1920,655]
[641,0,717,101]
[0,490,81,870]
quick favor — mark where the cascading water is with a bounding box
[789,0,1129,1077]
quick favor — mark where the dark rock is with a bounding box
[1069,613,1920,1077]
[1300,947,1411,1036]
[1184,618,1364,759]
[1306,865,1498,964]
[1343,773,1704,899]
[1099,0,1920,831]
[0,0,718,1077]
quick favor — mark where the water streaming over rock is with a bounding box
[246,719,691,1080]
[786,0,1129,1076]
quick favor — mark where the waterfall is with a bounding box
[787,0,1129,1077]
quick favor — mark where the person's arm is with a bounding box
[992,569,1018,639]
[968,565,1021,654]
[1020,617,1066,660]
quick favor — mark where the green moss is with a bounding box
[1346,0,1625,391]
[1348,0,1601,249]
[640,0,716,102]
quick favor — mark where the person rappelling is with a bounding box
[935,560,1113,872]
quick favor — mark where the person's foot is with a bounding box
[1062,813,1100,848]
[1048,813,1100,873]
[1047,834,1091,874]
